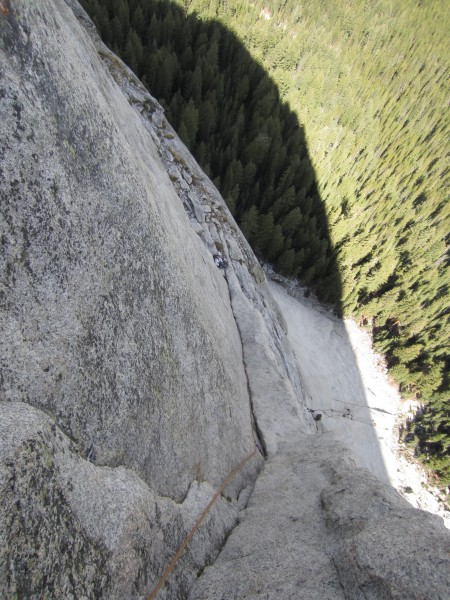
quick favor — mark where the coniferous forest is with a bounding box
[80,0,449,486]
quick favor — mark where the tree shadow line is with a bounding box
[82,0,343,311]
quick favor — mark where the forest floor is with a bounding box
[269,280,450,528]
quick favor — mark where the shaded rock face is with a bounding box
[322,465,450,600]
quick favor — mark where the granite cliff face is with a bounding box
[0,0,304,596]
[0,0,262,596]
[1,1,449,599]
[1,0,258,502]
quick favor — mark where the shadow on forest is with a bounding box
[82,0,391,483]
[83,0,342,310]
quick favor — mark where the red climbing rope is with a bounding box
[146,448,258,600]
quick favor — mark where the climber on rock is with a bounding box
[213,254,228,269]
[343,407,352,420]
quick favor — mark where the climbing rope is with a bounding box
[331,396,393,415]
[307,406,375,427]
[146,447,258,600]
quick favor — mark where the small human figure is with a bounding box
[313,412,324,433]
[213,254,228,269]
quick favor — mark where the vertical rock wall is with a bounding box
[0,0,255,499]
[0,0,267,596]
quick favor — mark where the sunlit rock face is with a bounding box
[1,2,449,600]
[191,436,450,600]
[0,0,262,596]
[1,0,255,499]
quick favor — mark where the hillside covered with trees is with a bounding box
[80,0,449,485]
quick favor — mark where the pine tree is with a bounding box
[266,224,285,261]
[198,99,216,142]
[131,5,145,37]
[110,15,125,48]
[277,248,296,275]
[124,29,143,74]
[148,13,159,46]
[112,0,129,29]
[239,206,259,241]
[281,207,303,237]
[253,212,274,252]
